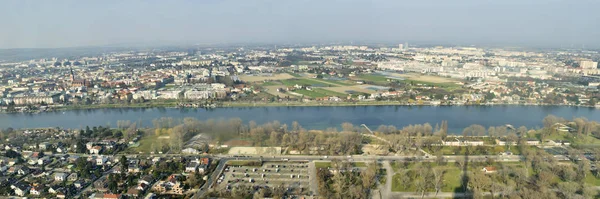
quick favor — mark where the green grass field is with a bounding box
[584,172,600,186]
[287,72,303,77]
[132,134,162,153]
[294,88,347,98]
[318,78,354,86]
[260,81,281,86]
[403,79,460,89]
[392,167,462,192]
[281,78,337,87]
[358,74,390,83]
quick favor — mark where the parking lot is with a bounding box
[217,161,311,195]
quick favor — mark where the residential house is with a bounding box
[91,193,122,199]
[185,162,198,173]
[11,182,30,196]
[126,187,141,197]
[39,142,51,150]
[56,192,66,198]
[128,165,141,173]
[546,140,570,146]
[30,184,44,195]
[482,166,497,174]
[48,185,63,194]
[17,166,31,175]
[74,180,85,189]
[442,137,484,146]
[96,156,108,166]
[90,146,103,154]
[139,175,154,186]
[55,172,68,182]
[94,176,108,192]
[38,156,51,165]
[67,173,78,181]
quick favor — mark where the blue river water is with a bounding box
[0,105,599,134]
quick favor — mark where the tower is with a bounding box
[70,67,75,82]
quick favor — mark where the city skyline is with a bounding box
[1,0,600,49]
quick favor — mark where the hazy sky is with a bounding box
[1,0,599,49]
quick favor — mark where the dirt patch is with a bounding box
[240,73,294,82]
[390,73,458,83]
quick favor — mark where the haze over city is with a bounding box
[1,0,600,49]
[3,1,600,199]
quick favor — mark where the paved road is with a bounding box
[381,161,393,199]
[192,158,230,199]
[307,161,318,196]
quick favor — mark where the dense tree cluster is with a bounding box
[317,159,381,199]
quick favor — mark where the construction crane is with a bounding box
[361,124,374,134]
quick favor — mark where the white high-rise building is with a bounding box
[580,60,598,69]
[398,44,404,50]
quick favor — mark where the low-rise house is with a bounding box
[482,166,497,174]
[547,140,571,146]
[128,165,141,173]
[48,185,63,194]
[442,137,484,146]
[30,184,44,195]
[185,162,199,173]
[67,173,78,181]
[126,187,141,197]
[74,180,85,189]
[139,175,154,186]
[90,193,122,199]
[39,142,51,150]
[55,172,68,182]
[11,182,30,196]
[96,156,108,165]
[17,166,31,175]
[38,156,51,165]
[94,176,108,192]
[56,192,67,198]
[90,146,103,154]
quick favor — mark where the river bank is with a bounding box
[3,100,599,114]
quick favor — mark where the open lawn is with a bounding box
[281,78,338,87]
[322,85,378,94]
[293,88,347,98]
[287,72,303,77]
[541,131,600,146]
[392,166,462,192]
[314,78,354,86]
[260,81,281,86]
[132,134,166,153]
[240,73,294,82]
[585,172,600,186]
[357,74,390,83]
[393,73,459,83]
